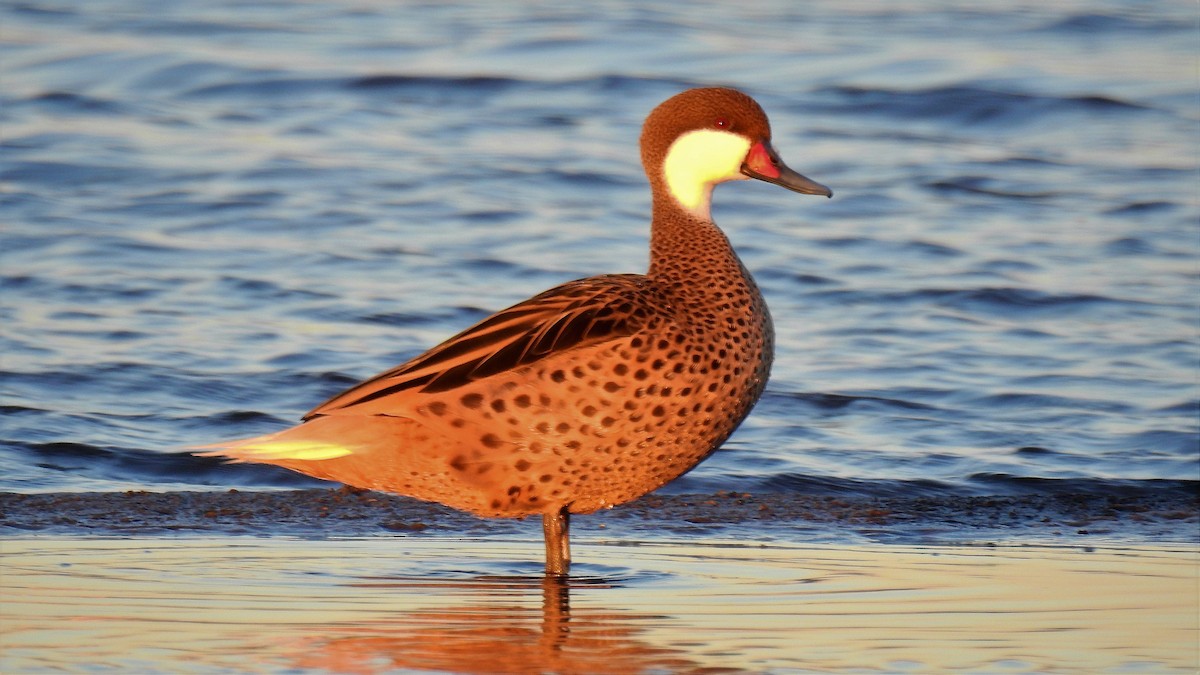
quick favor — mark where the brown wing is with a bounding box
[305,273,664,418]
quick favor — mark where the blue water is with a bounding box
[2,1,1197,499]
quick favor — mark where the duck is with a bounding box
[200,87,832,575]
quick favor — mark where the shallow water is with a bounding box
[2,537,1196,673]
[1,1,1197,497]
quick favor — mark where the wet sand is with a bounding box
[2,489,1198,672]
[2,534,1196,673]
[2,487,1196,544]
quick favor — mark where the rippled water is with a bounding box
[2,1,1197,498]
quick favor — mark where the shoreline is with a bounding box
[3,487,1195,546]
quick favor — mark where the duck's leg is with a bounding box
[542,507,571,576]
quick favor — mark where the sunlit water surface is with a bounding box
[2,0,1196,497]
[2,537,1196,673]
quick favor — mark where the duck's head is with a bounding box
[640,87,832,220]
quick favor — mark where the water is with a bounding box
[3,4,1197,673]
[2,1,1197,500]
[4,538,1197,673]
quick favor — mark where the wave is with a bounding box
[805,286,1131,317]
[4,440,327,490]
[175,71,684,102]
[743,473,1198,499]
[814,84,1153,127]
[1036,13,1195,35]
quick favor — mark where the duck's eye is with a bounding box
[714,118,729,128]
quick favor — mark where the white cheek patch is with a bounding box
[661,129,752,218]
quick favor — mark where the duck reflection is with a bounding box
[284,575,717,674]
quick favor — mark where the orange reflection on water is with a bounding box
[287,577,706,674]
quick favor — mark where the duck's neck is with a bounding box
[647,195,759,304]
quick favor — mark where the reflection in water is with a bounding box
[1,538,1196,673]
[288,576,707,674]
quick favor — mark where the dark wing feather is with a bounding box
[305,274,662,418]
